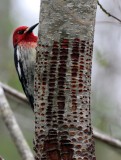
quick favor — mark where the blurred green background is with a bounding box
[0,0,38,159]
[0,0,121,159]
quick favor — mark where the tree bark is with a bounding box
[34,0,97,159]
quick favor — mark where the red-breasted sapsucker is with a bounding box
[12,23,39,110]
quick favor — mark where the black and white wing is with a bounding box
[14,45,35,109]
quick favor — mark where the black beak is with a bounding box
[26,23,39,33]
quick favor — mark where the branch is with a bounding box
[94,128,121,149]
[0,86,34,160]
[0,156,5,160]
[98,1,121,23]
[1,82,121,150]
[0,82,29,105]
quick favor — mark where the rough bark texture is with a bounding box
[34,0,97,159]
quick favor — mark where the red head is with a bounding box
[13,23,38,47]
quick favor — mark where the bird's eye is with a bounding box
[18,30,24,34]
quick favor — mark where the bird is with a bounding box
[12,23,39,110]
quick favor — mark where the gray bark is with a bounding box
[0,86,34,160]
[34,0,97,159]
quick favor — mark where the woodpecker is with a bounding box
[13,23,39,110]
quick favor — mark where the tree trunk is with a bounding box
[34,0,97,159]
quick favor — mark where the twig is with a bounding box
[1,82,121,150]
[94,128,121,149]
[98,1,121,23]
[0,156,5,160]
[0,82,29,105]
[0,86,34,160]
